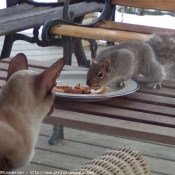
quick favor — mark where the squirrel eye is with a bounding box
[98,72,104,78]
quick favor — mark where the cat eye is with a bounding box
[98,72,104,78]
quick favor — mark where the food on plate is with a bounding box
[54,84,108,94]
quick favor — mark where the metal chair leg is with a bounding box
[0,34,14,59]
[48,124,64,145]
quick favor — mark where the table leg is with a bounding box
[48,124,64,145]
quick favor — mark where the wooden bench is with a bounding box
[42,0,175,61]
[0,0,103,64]
[40,0,175,146]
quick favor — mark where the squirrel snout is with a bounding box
[87,79,99,87]
[86,80,91,86]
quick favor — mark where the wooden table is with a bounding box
[1,58,175,145]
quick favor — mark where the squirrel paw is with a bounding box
[117,79,127,87]
[147,83,162,89]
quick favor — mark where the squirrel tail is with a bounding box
[146,33,175,80]
[146,33,175,63]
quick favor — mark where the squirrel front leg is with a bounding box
[113,49,135,88]
[117,78,129,87]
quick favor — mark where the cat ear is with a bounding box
[91,57,97,65]
[102,59,110,72]
[36,58,65,93]
[7,53,28,81]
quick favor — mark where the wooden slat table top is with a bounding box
[1,59,175,145]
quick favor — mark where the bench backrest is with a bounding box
[106,0,175,35]
[111,0,175,12]
[48,0,175,43]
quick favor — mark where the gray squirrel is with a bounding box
[86,33,175,89]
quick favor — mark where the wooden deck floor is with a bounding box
[0,34,175,175]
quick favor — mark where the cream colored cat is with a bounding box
[0,53,65,172]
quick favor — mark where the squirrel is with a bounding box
[86,33,175,89]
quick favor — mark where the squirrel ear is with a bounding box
[102,59,110,72]
[92,58,97,65]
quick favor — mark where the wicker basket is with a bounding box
[68,147,151,175]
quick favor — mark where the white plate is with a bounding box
[55,71,139,102]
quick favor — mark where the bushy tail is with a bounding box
[146,33,175,80]
[146,33,175,64]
